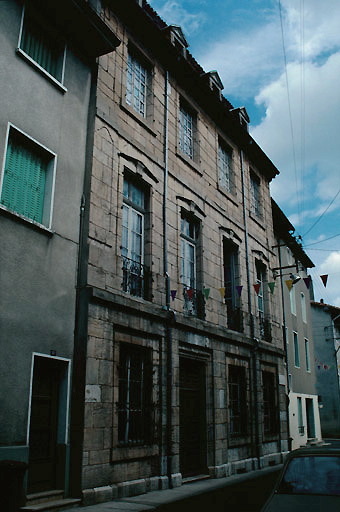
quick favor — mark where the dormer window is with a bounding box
[202,71,224,100]
[230,107,250,132]
[166,25,189,58]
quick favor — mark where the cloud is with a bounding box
[151,1,205,35]
[316,252,340,307]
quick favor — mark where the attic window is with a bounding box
[167,25,188,58]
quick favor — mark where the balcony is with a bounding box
[259,316,272,343]
[122,257,151,300]
[183,286,205,319]
[227,305,244,333]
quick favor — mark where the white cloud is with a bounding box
[151,0,205,35]
[313,252,340,307]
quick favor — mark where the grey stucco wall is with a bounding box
[0,0,92,446]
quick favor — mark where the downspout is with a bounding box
[240,149,261,468]
[278,244,291,451]
[163,70,173,488]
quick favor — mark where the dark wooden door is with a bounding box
[179,357,207,476]
[28,357,60,493]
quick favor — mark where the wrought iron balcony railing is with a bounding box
[259,315,272,343]
[227,305,244,333]
[122,257,151,300]
[183,286,205,319]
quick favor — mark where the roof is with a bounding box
[311,301,340,322]
[109,0,280,182]
[272,199,314,269]
[30,0,121,58]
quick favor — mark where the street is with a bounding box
[158,469,281,512]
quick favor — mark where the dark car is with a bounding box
[261,446,340,512]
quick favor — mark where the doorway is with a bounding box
[179,357,207,477]
[27,355,69,494]
[306,398,316,439]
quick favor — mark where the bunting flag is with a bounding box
[303,276,311,289]
[204,288,210,299]
[187,288,194,301]
[268,282,275,294]
[236,285,243,297]
[253,283,261,295]
[285,279,293,291]
[320,274,328,287]
[170,290,177,301]
[219,287,225,298]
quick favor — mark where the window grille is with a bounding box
[218,144,232,192]
[228,365,248,436]
[126,53,148,117]
[179,105,194,158]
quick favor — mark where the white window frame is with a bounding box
[0,123,57,230]
[126,52,148,118]
[290,287,296,315]
[301,292,307,323]
[122,203,144,265]
[179,103,194,159]
[305,338,310,372]
[293,331,300,368]
[17,5,67,92]
[218,143,232,192]
[250,172,261,218]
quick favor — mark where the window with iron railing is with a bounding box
[122,176,151,300]
[118,344,153,446]
[228,365,248,436]
[262,370,278,435]
[223,239,243,332]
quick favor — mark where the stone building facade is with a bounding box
[72,0,289,504]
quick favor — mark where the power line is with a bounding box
[302,186,340,237]
[305,233,340,247]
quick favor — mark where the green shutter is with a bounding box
[1,138,47,224]
[21,13,62,80]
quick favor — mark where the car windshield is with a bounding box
[277,455,340,496]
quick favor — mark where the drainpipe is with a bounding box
[278,244,292,451]
[163,70,173,488]
[240,149,261,468]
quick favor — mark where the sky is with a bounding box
[150,0,340,307]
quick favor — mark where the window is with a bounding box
[305,339,310,372]
[228,365,247,436]
[218,143,233,193]
[118,344,152,445]
[179,102,195,159]
[180,211,203,316]
[0,126,56,228]
[126,52,149,117]
[290,287,296,315]
[19,6,65,84]
[294,332,300,367]
[250,172,261,218]
[256,260,270,340]
[223,239,242,331]
[122,176,150,298]
[297,397,304,435]
[301,292,306,323]
[262,370,278,435]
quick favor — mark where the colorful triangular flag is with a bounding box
[187,288,193,301]
[303,276,311,289]
[236,285,243,297]
[253,283,261,295]
[268,282,275,294]
[320,274,328,287]
[219,287,225,299]
[285,279,293,291]
[204,288,210,299]
[170,290,177,301]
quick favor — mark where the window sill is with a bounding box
[111,443,158,461]
[0,205,53,236]
[16,48,67,93]
[249,212,265,230]
[176,150,202,176]
[120,101,157,137]
[217,182,238,205]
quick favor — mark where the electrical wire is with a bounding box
[302,186,340,237]
[304,233,340,247]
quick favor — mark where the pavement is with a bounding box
[64,465,281,512]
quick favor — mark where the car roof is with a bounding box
[286,445,340,457]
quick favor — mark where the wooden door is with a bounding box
[179,357,207,476]
[27,357,60,493]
